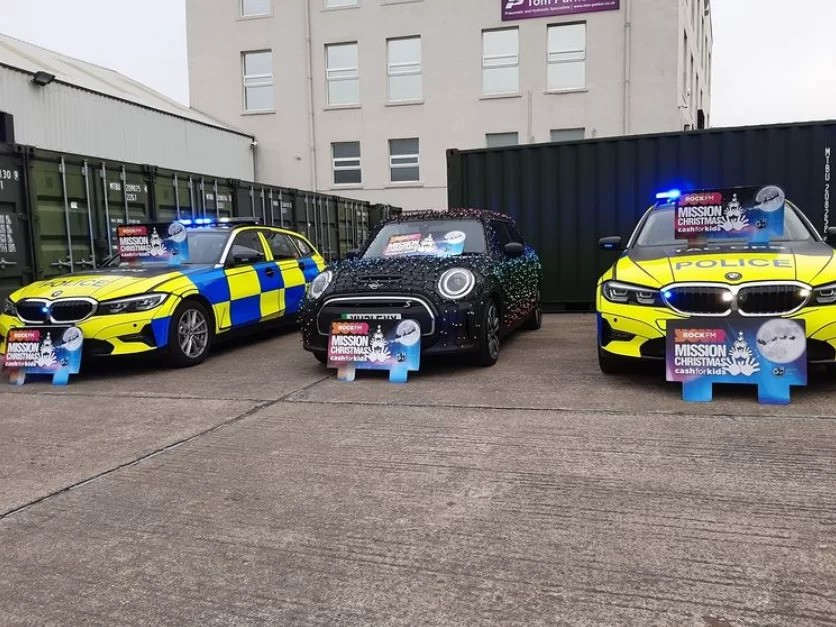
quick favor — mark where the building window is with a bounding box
[389,138,420,182]
[482,28,519,95]
[242,50,274,111]
[326,42,360,106]
[387,37,422,102]
[325,0,358,6]
[550,128,585,142]
[241,0,271,16]
[332,142,362,184]
[486,132,518,148]
[547,23,586,91]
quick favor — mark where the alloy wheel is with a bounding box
[178,309,209,359]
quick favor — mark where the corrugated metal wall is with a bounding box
[447,121,836,310]
[0,143,401,302]
[0,66,255,181]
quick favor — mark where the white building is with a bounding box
[187,0,712,209]
[0,33,255,180]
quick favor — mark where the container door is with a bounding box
[30,157,96,278]
[99,165,152,258]
[0,155,32,301]
[155,173,195,222]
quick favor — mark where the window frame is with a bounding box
[242,50,274,112]
[240,0,272,17]
[324,0,359,7]
[485,132,519,148]
[387,36,422,103]
[326,42,360,106]
[263,230,301,261]
[226,230,268,266]
[388,138,420,183]
[331,141,362,185]
[481,28,520,96]
[546,22,586,92]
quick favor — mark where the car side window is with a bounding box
[265,232,300,260]
[291,235,314,258]
[506,224,525,245]
[228,231,267,265]
[490,221,512,253]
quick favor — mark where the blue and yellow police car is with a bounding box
[0,218,326,367]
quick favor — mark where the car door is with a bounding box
[489,220,531,325]
[263,230,307,317]
[223,230,281,327]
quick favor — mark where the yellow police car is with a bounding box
[596,189,836,373]
[0,218,325,367]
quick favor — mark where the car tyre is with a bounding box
[472,299,501,367]
[313,352,328,365]
[168,300,213,368]
[522,291,542,331]
[597,344,633,375]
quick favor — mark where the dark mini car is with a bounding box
[300,209,543,366]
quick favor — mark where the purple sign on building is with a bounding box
[501,0,620,21]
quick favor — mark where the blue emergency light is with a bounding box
[655,189,682,201]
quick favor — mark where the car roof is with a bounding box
[382,208,515,225]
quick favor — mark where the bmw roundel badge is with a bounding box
[725,272,742,282]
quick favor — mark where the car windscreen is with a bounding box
[363,219,487,258]
[634,203,816,247]
[107,230,229,266]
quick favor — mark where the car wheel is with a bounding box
[472,299,501,367]
[522,291,542,330]
[168,300,213,368]
[313,352,328,365]
[597,343,632,375]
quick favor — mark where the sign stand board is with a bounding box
[666,317,807,405]
[3,326,83,386]
[327,316,421,384]
[666,185,809,404]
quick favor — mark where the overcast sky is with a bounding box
[1,0,835,128]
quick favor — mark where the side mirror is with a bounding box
[504,242,525,257]
[599,236,623,252]
[344,249,360,260]
[826,227,836,247]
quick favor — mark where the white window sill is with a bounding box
[385,181,423,188]
[242,109,276,116]
[237,13,273,21]
[383,0,424,4]
[385,99,424,107]
[330,183,363,190]
[324,104,362,111]
[479,92,522,101]
[544,88,588,95]
[322,4,361,11]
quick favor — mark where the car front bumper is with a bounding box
[300,292,486,357]
[597,297,836,364]
[0,311,174,358]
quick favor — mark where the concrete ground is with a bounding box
[0,315,833,626]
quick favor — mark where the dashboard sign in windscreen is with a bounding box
[364,220,487,258]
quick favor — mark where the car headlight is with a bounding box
[813,283,836,305]
[308,270,333,300]
[98,293,169,315]
[601,281,662,306]
[3,297,17,317]
[437,268,475,300]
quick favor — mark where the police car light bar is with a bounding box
[655,189,682,201]
[177,217,261,227]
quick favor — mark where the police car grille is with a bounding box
[16,301,48,323]
[737,285,808,315]
[665,286,731,315]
